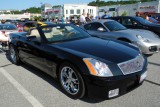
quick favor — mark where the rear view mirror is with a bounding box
[97,27,105,32]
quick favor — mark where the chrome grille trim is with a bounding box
[118,54,144,75]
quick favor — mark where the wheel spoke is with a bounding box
[68,69,73,78]
[72,78,79,84]
[63,71,69,78]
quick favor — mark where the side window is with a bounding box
[84,24,92,30]
[132,20,142,26]
[90,23,106,31]
[116,19,121,23]
[113,18,121,23]
[122,18,133,25]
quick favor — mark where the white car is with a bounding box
[0,24,18,46]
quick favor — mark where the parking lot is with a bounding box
[0,49,160,107]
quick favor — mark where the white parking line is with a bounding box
[0,68,44,107]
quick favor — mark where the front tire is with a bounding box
[59,62,85,99]
[9,44,21,65]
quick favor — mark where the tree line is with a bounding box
[88,0,157,6]
[2,7,41,14]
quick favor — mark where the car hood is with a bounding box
[53,37,139,64]
[114,29,160,42]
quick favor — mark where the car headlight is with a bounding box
[136,35,150,43]
[83,58,113,77]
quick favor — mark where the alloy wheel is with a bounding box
[10,45,17,63]
[60,66,79,95]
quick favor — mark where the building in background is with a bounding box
[41,3,53,19]
[41,3,97,20]
[63,4,97,19]
[99,0,160,17]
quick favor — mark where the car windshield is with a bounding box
[42,24,90,43]
[104,21,127,31]
[0,24,17,30]
[135,17,152,24]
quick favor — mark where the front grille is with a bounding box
[118,55,144,75]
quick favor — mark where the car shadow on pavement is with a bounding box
[4,52,105,103]
[148,62,160,67]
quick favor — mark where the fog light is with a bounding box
[108,88,119,98]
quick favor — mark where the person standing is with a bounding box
[85,13,92,23]
[61,16,66,24]
[79,12,86,25]
[101,11,110,19]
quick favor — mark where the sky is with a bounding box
[0,0,102,10]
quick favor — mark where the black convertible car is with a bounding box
[9,24,147,99]
[109,16,160,36]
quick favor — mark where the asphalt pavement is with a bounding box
[0,49,160,107]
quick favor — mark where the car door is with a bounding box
[84,22,113,39]
[18,28,55,76]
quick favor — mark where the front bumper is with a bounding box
[84,68,147,99]
[134,41,160,55]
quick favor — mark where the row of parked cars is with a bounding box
[0,16,159,100]
[80,18,160,56]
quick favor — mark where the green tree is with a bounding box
[88,0,156,6]
[25,7,41,13]
[11,11,23,14]
[121,11,127,16]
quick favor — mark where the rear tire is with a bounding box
[58,62,85,99]
[9,44,21,65]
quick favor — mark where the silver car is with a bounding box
[81,20,160,56]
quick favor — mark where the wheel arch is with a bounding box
[56,59,86,80]
[56,59,88,96]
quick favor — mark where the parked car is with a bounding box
[22,21,54,32]
[148,17,160,24]
[81,20,160,56]
[0,24,18,46]
[108,16,160,36]
[9,24,147,99]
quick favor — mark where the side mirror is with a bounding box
[97,27,105,32]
